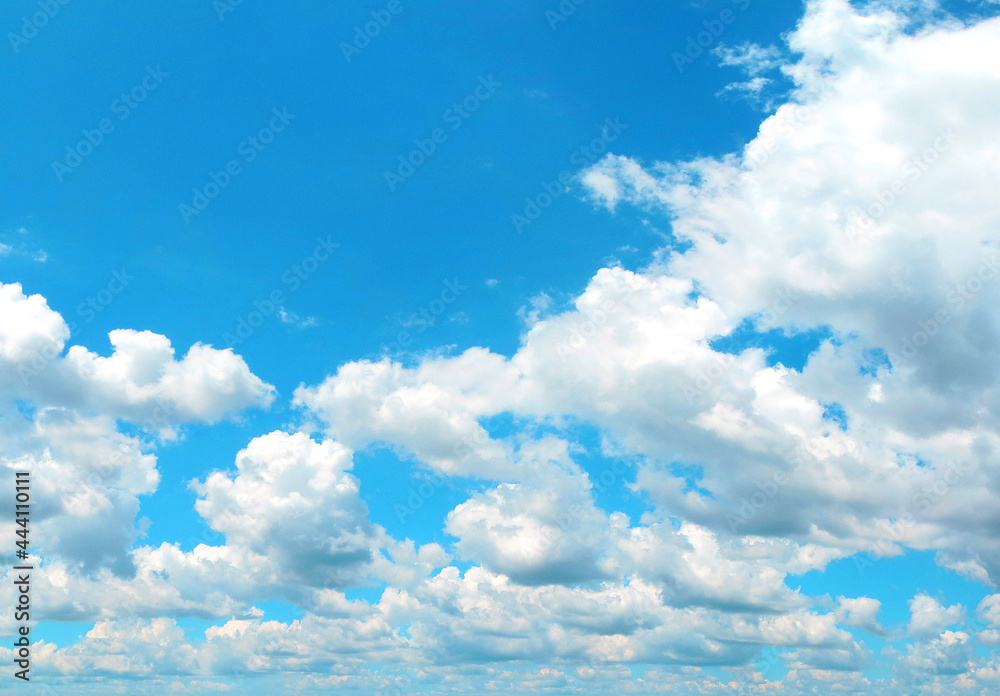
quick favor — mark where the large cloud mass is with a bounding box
[3,1,1000,694]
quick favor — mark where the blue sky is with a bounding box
[3,0,1000,694]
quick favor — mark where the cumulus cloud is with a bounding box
[61,329,276,429]
[713,42,784,76]
[192,431,381,589]
[0,283,275,433]
[835,596,887,635]
[907,593,966,637]
[0,282,69,363]
[7,1,1000,694]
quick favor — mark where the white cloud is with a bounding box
[835,596,886,635]
[0,411,158,576]
[192,431,381,588]
[0,282,69,363]
[908,593,966,637]
[8,2,1000,693]
[61,329,276,429]
[713,42,783,76]
[277,308,317,328]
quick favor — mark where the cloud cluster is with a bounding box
[4,1,1000,693]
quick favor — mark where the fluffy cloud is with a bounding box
[0,283,275,432]
[63,329,276,426]
[835,596,886,635]
[6,1,1000,693]
[192,431,382,589]
[976,594,1000,644]
[907,593,966,637]
[0,282,69,363]
[0,283,276,577]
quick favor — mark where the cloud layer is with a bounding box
[2,1,1000,694]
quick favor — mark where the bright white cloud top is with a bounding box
[2,1,1000,694]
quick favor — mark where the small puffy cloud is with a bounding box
[293,351,518,478]
[0,282,69,363]
[62,329,275,428]
[446,481,612,586]
[277,308,317,328]
[581,155,660,212]
[835,596,886,635]
[907,593,965,637]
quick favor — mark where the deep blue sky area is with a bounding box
[2,0,798,392]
